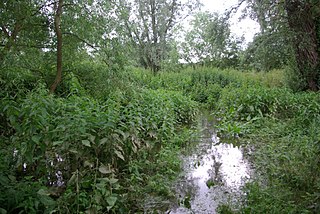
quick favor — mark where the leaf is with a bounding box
[32,135,41,143]
[89,135,96,143]
[99,177,110,182]
[115,129,126,138]
[53,141,63,146]
[84,161,93,168]
[114,150,125,161]
[39,195,56,207]
[94,193,102,204]
[37,188,50,196]
[145,141,151,149]
[99,138,108,145]
[68,173,77,185]
[109,178,118,184]
[131,142,137,153]
[0,208,7,214]
[69,149,78,154]
[82,140,91,147]
[106,196,117,207]
[8,175,16,182]
[99,165,112,174]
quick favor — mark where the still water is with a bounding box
[168,117,252,214]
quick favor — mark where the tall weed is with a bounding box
[202,71,320,213]
[0,75,199,213]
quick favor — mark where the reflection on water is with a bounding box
[169,118,252,214]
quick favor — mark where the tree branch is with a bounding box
[225,0,246,19]
[63,32,99,49]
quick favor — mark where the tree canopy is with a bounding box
[181,11,241,68]
[1,0,319,90]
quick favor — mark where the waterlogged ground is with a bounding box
[168,116,253,214]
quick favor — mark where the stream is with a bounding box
[168,115,253,214]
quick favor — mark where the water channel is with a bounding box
[167,115,253,214]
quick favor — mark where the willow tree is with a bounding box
[241,0,320,91]
[284,0,320,91]
[1,0,116,93]
[49,0,116,93]
[0,0,50,67]
[181,11,241,68]
[119,0,200,74]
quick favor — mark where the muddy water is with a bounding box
[168,116,252,214]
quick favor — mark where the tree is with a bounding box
[0,0,50,66]
[241,31,291,71]
[284,0,320,91]
[48,0,116,93]
[241,0,320,91]
[181,11,241,68]
[118,0,200,74]
[1,0,117,93]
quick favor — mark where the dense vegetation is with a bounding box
[0,63,199,213]
[131,67,320,213]
[1,64,319,213]
[1,0,320,213]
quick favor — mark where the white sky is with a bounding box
[200,0,260,44]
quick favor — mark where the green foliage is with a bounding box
[216,85,281,122]
[119,0,200,72]
[131,67,286,113]
[0,68,40,99]
[240,32,291,71]
[1,0,319,212]
[1,0,122,93]
[241,182,298,213]
[240,116,320,213]
[198,68,320,213]
[131,66,319,213]
[244,0,320,91]
[217,204,234,214]
[0,64,199,213]
[72,61,131,99]
[181,11,241,68]
[1,48,318,213]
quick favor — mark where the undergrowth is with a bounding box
[0,64,198,213]
[131,67,319,213]
[1,64,318,213]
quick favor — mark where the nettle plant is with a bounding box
[0,79,199,213]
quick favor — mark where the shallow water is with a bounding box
[168,117,252,214]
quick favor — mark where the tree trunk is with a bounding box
[50,0,63,93]
[150,0,160,74]
[285,0,320,91]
